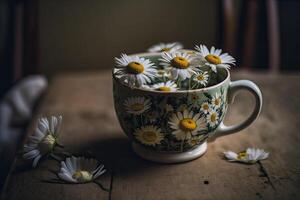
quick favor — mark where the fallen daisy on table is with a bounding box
[223,148,269,164]
[23,116,62,167]
[58,156,106,183]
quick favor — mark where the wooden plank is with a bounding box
[3,71,300,200]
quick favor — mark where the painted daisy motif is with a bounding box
[165,104,174,112]
[156,69,171,79]
[192,71,209,87]
[147,80,178,92]
[134,125,164,146]
[23,116,62,167]
[177,104,188,112]
[159,52,199,80]
[148,42,183,53]
[168,109,206,140]
[189,93,200,108]
[146,111,159,123]
[195,44,236,73]
[223,148,269,164]
[124,97,151,115]
[206,109,219,127]
[58,156,106,183]
[188,135,206,147]
[200,102,211,114]
[114,54,157,87]
[211,93,222,108]
[159,102,174,113]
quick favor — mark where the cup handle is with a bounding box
[215,80,263,137]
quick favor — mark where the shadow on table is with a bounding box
[86,135,168,176]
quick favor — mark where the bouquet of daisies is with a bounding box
[114,42,235,91]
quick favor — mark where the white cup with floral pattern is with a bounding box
[113,52,262,163]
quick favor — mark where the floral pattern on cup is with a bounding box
[113,83,228,152]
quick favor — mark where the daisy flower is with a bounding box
[177,104,188,112]
[23,116,62,167]
[134,125,164,146]
[147,80,178,92]
[200,102,211,114]
[58,156,106,183]
[146,111,159,123]
[188,134,206,147]
[178,49,197,55]
[194,44,236,73]
[114,54,157,87]
[189,93,200,108]
[192,71,209,87]
[223,148,269,164]
[159,52,199,80]
[168,109,206,141]
[165,104,174,112]
[211,93,222,108]
[206,109,219,127]
[159,102,174,113]
[156,69,171,79]
[148,42,183,53]
[124,97,151,115]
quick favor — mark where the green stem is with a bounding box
[94,180,110,192]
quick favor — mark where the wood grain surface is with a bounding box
[2,71,300,200]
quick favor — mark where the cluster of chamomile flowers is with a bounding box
[114,42,236,91]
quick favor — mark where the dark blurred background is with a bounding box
[1,0,300,97]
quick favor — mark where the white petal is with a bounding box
[32,155,42,167]
[223,151,238,161]
[66,157,75,172]
[58,172,77,183]
[23,149,40,159]
[93,166,106,179]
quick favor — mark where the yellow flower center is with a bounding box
[191,94,198,101]
[202,104,209,110]
[130,103,144,111]
[72,171,93,182]
[214,98,221,106]
[157,86,171,92]
[210,113,217,122]
[171,56,190,69]
[160,47,171,52]
[237,151,247,160]
[205,54,221,65]
[197,75,205,81]
[127,62,144,74]
[179,118,197,131]
[142,131,158,142]
[157,70,166,76]
[38,134,56,155]
[189,139,197,146]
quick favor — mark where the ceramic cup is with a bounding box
[113,52,262,163]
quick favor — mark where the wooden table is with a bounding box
[2,71,300,200]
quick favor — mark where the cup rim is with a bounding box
[113,52,231,94]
